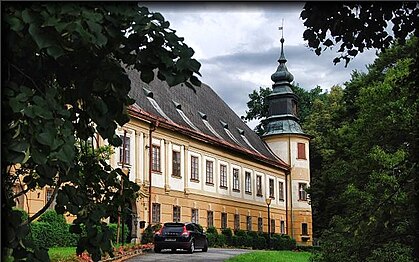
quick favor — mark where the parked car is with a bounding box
[153,222,208,253]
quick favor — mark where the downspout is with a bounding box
[148,121,158,225]
[285,169,289,235]
[288,135,293,239]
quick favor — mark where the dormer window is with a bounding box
[199,112,223,139]
[143,87,172,121]
[221,120,242,146]
[173,100,199,131]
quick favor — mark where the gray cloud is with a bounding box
[144,2,378,129]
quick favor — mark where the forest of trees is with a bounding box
[245,38,418,262]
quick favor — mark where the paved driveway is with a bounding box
[125,248,252,262]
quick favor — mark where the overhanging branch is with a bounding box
[21,179,62,226]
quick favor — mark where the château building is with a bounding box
[16,36,312,245]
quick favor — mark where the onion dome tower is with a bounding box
[262,33,312,246]
[262,37,305,137]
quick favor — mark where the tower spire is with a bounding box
[271,21,293,85]
[278,19,286,63]
[262,24,305,137]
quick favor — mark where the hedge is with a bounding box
[207,229,296,251]
[108,223,129,243]
[28,210,130,248]
[30,210,78,248]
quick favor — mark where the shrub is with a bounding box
[247,231,258,239]
[221,227,233,238]
[216,234,227,247]
[30,210,79,248]
[252,235,267,250]
[271,234,297,250]
[13,208,29,221]
[230,235,239,247]
[39,209,67,224]
[108,223,129,243]
[234,229,246,236]
[206,226,218,235]
[366,243,413,262]
[141,224,161,244]
[206,233,217,247]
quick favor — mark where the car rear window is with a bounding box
[162,224,184,233]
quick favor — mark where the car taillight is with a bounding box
[181,225,189,237]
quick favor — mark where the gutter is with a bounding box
[128,106,290,172]
[148,121,158,225]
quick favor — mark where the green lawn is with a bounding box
[226,250,311,262]
[48,247,77,262]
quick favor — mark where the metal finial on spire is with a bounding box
[278,19,286,63]
[278,19,284,39]
[271,20,294,85]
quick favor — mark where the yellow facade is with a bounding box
[109,109,312,245]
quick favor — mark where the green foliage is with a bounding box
[306,39,418,261]
[226,251,310,262]
[366,243,413,262]
[244,85,327,135]
[107,223,129,243]
[48,247,77,262]
[221,227,233,245]
[2,2,202,261]
[301,2,418,66]
[38,209,67,224]
[208,229,295,251]
[271,234,297,251]
[252,235,267,250]
[141,224,161,244]
[13,208,29,221]
[30,222,76,248]
[206,226,218,234]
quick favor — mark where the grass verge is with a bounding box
[48,247,77,262]
[225,250,311,262]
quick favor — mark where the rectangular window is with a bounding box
[232,168,240,191]
[191,208,199,223]
[269,178,275,198]
[302,223,308,236]
[152,203,160,224]
[191,156,199,181]
[299,183,307,201]
[297,142,306,159]
[280,220,285,234]
[258,217,263,233]
[246,216,252,231]
[256,175,262,196]
[234,214,240,230]
[271,219,276,233]
[172,151,181,177]
[46,188,56,209]
[207,211,214,228]
[278,181,284,200]
[221,213,227,229]
[173,206,181,222]
[206,160,214,185]
[220,164,227,188]
[245,171,251,194]
[151,145,161,172]
[119,135,130,164]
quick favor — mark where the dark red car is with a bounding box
[153,222,208,253]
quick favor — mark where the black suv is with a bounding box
[153,222,208,253]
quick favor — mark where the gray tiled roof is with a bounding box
[127,70,282,164]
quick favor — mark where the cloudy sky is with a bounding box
[145,2,377,128]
